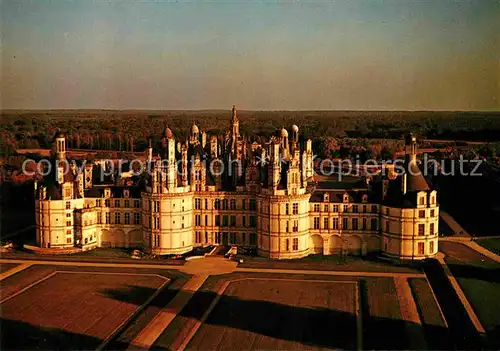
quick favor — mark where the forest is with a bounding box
[1,110,499,167]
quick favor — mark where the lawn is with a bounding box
[477,238,500,255]
[408,278,452,349]
[360,277,408,349]
[440,242,500,349]
[1,271,168,350]
[187,278,358,350]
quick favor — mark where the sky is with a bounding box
[1,0,499,110]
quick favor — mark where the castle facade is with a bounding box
[35,106,439,260]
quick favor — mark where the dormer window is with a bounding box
[324,193,329,202]
[343,193,349,203]
[104,188,110,198]
[124,189,129,198]
[362,194,368,203]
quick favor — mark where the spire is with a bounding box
[231,104,238,123]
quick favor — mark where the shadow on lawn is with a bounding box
[100,284,452,350]
[447,262,500,283]
[0,318,129,351]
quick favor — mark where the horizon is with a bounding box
[2,0,499,111]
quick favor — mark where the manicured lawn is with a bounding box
[409,278,452,349]
[1,271,167,350]
[477,238,500,255]
[71,247,135,258]
[441,242,500,349]
[188,279,358,350]
[360,277,408,349]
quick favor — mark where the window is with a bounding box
[250,233,257,245]
[430,241,435,254]
[230,199,236,210]
[343,205,348,212]
[134,213,140,224]
[65,188,71,198]
[223,199,228,210]
[314,204,320,212]
[215,232,220,244]
[333,218,339,230]
[293,238,299,251]
[418,224,425,236]
[418,242,425,255]
[196,231,201,243]
[242,216,246,227]
[96,199,101,207]
[242,233,246,245]
[134,199,140,208]
[385,220,389,233]
[249,199,256,211]
[105,213,110,224]
[66,213,71,218]
[97,214,102,224]
[215,215,221,226]
[66,237,72,244]
[230,215,236,226]
[153,201,160,212]
[230,232,236,244]
[292,203,298,215]
[353,205,358,213]
[222,215,228,227]
[66,230,72,235]
[214,199,220,210]
[363,205,367,213]
[153,234,160,247]
[431,196,435,205]
[343,218,348,230]
[250,216,257,227]
[430,223,435,235]
[66,201,71,210]
[205,215,208,226]
[324,204,329,212]
[205,199,208,209]
[205,232,209,243]
[285,238,290,251]
[323,217,329,229]
[195,215,201,226]
[124,200,130,208]
[285,221,289,232]
[105,199,110,207]
[420,197,425,206]
[154,217,160,230]
[385,208,390,216]
[371,205,377,213]
[285,203,289,215]
[114,212,121,224]
[371,218,378,230]
[352,218,358,230]
[419,210,425,218]
[430,209,435,217]
[293,220,298,232]
[314,217,320,229]
[362,218,367,230]
[195,198,201,209]
[124,212,130,224]
[114,200,120,208]
[66,221,72,226]
[333,205,339,212]
[242,199,246,210]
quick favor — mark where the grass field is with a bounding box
[477,238,500,255]
[1,269,168,350]
[188,279,358,350]
[440,242,500,348]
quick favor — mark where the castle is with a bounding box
[35,106,439,260]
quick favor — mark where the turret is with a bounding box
[53,131,66,161]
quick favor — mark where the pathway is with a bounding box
[436,253,485,334]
